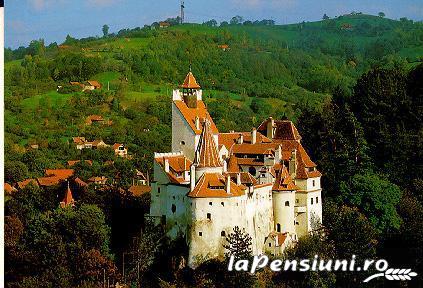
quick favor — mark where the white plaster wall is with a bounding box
[188,196,248,267]
[172,103,196,161]
[273,191,295,234]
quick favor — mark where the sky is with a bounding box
[5,0,423,48]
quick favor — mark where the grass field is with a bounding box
[21,90,74,109]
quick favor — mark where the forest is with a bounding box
[4,13,423,287]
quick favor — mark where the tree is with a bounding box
[339,172,402,232]
[230,16,243,25]
[223,226,252,260]
[322,14,330,20]
[4,160,29,183]
[378,12,385,17]
[102,24,109,37]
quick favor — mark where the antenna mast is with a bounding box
[180,1,185,24]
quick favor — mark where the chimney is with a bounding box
[190,164,196,191]
[267,117,275,139]
[289,149,297,178]
[164,158,170,173]
[195,116,200,130]
[236,173,241,185]
[225,175,231,194]
[252,128,257,144]
[275,145,282,162]
[238,134,244,144]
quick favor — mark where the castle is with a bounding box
[148,70,322,267]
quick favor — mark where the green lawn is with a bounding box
[21,90,74,109]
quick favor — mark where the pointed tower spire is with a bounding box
[60,181,75,208]
[195,119,222,168]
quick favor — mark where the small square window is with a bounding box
[221,231,226,237]
[221,202,224,207]
[316,197,319,204]
[209,202,212,206]
[199,232,202,236]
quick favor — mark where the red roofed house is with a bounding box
[4,183,17,194]
[148,68,323,267]
[113,143,128,158]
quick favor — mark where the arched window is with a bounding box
[285,201,290,207]
[171,204,176,213]
[248,166,256,175]
[277,223,281,232]
[180,141,185,145]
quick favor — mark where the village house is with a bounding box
[88,176,108,186]
[69,80,102,91]
[159,21,170,28]
[148,70,323,267]
[72,137,109,150]
[113,143,128,158]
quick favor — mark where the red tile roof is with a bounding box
[227,156,240,172]
[155,155,192,184]
[268,232,288,246]
[173,100,218,135]
[258,119,302,141]
[181,72,200,89]
[45,169,74,179]
[60,184,75,208]
[226,172,258,186]
[231,143,280,155]
[128,185,151,197]
[188,173,245,198]
[4,183,17,194]
[113,143,124,150]
[218,132,271,149]
[273,166,298,191]
[17,179,38,189]
[73,137,86,145]
[87,80,101,89]
[195,120,222,168]
[75,177,88,187]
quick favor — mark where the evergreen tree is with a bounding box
[223,226,252,260]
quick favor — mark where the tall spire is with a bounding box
[181,71,200,89]
[195,119,222,168]
[60,181,75,208]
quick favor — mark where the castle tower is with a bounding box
[171,68,216,161]
[193,119,223,181]
[272,165,297,235]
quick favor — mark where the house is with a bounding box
[134,169,148,186]
[75,177,88,188]
[85,115,105,125]
[73,137,86,150]
[148,69,322,267]
[218,44,230,51]
[128,185,151,197]
[17,179,38,190]
[87,80,101,89]
[4,183,17,194]
[159,22,170,28]
[37,169,75,187]
[88,176,108,185]
[113,143,128,158]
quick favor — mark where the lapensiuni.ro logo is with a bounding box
[227,255,418,283]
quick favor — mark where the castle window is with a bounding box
[158,187,161,194]
[269,243,271,247]
[316,197,319,203]
[207,213,211,220]
[221,231,226,237]
[221,202,224,207]
[173,196,175,200]
[285,201,290,207]
[161,215,166,225]
[277,223,281,232]
[180,141,185,145]
[296,199,299,204]
[311,198,314,205]
[209,202,212,206]
[199,232,202,236]
[312,180,316,187]
[171,204,176,213]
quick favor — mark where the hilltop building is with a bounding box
[148,70,322,267]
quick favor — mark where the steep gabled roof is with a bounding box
[181,71,200,89]
[188,173,245,198]
[155,155,192,184]
[195,120,222,168]
[273,166,298,191]
[173,100,219,135]
[257,119,302,141]
[60,184,75,208]
[218,131,271,150]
